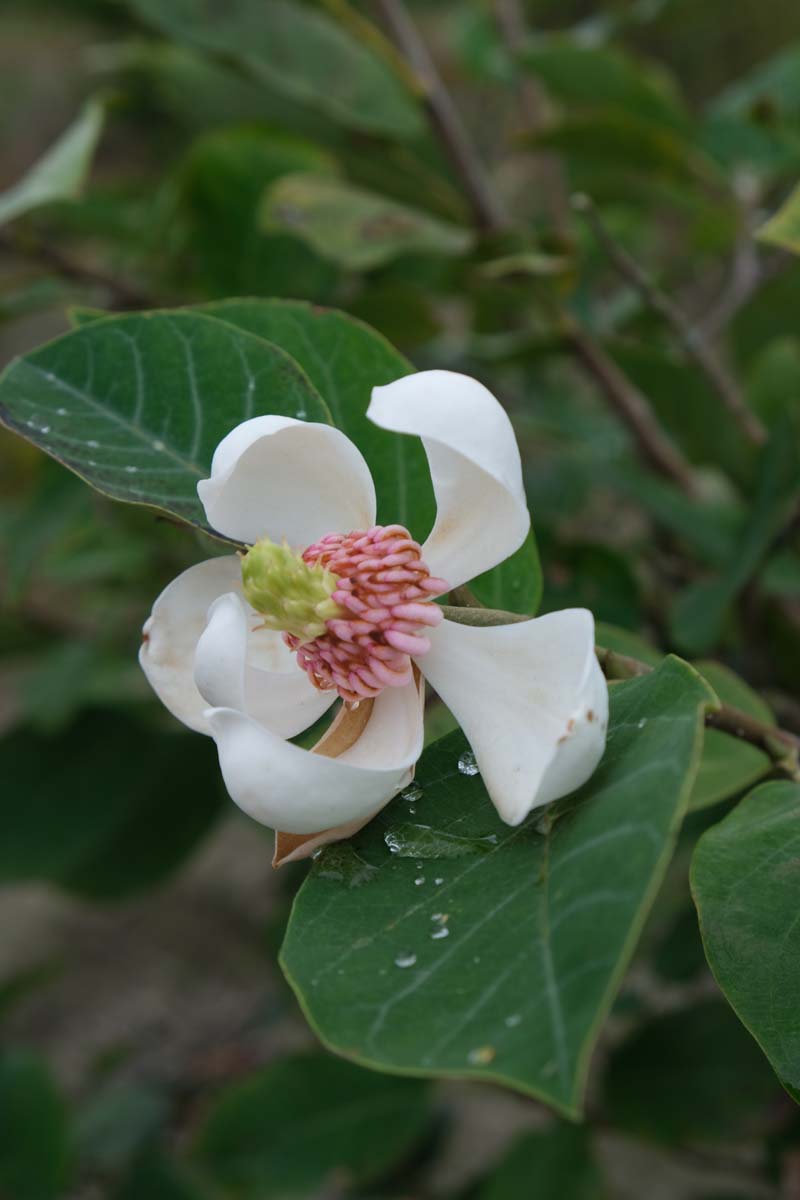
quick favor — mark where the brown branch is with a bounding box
[571,193,767,446]
[441,605,800,779]
[0,228,151,310]
[561,313,699,495]
[376,0,510,233]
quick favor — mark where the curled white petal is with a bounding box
[205,676,425,834]
[419,610,608,825]
[367,370,530,589]
[140,558,333,737]
[197,416,376,545]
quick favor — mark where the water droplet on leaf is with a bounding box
[458,750,479,776]
[394,952,417,969]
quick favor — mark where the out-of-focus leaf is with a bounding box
[173,125,337,299]
[746,336,800,426]
[0,96,105,226]
[0,311,329,534]
[77,1084,169,1173]
[670,417,800,653]
[692,780,800,1103]
[126,0,422,138]
[260,173,473,270]
[712,43,800,123]
[604,1001,784,1141]
[614,468,743,566]
[594,622,662,667]
[532,112,717,184]
[0,1050,71,1200]
[758,181,800,253]
[281,659,713,1115]
[0,711,225,898]
[688,660,774,811]
[191,1052,434,1197]
[477,1125,606,1200]
[116,1150,210,1200]
[762,547,800,595]
[540,542,642,628]
[522,39,688,131]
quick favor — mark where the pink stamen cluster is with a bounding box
[285,524,448,704]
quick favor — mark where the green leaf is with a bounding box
[604,1000,784,1141]
[260,173,473,271]
[192,298,434,539]
[117,1150,210,1200]
[0,1050,71,1200]
[692,780,800,1102]
[477,1126,607,1200]
[470,530,542,614]
[0,310,329,534]
[191,1052,434,1197]
[670,417,800,653]
[522,39,688,131]
[0,711,225,899]
[280,657,713,1115]
[757,181,800,254]
[127,0,422,139]
[0,96,105,226]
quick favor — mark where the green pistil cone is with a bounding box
[241,538,343,642]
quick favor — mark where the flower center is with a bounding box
[241,525,448,704]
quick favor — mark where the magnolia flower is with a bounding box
[140,370,608,866]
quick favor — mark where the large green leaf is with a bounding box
[280,657,713,1114]
[260,173,473,270]
[191,1052,433,1198]
[0,96,105,226]
[692,780,800,1102]
[0,711,225,899]
[471,530,543,615]
[477,1126,607,1200]
[0,311,329,534]
[0,1050,71,1200]
[127,0,422,139]
[194,298,435,540]
[757,180,800,254]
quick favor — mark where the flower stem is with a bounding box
[441,605,800,779]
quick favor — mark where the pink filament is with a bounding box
[284,524,448,704]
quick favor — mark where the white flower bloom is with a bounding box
[140,370,608,865]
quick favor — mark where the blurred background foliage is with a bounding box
[1,0,800,1197]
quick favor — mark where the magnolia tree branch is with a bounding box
[571,193,767,446]
[440,604,800,779]
[561,314,699,495]
[376,0,510,233]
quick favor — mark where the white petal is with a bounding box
[140,558,333,737]
[419,610,608,825]
[193,589,335,737]
[205,676,425,834]
[367,371,530,589]
[197,416,376,545]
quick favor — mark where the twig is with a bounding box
[571,193,767,446]
[376,0,510,233]
[0,228,150,310]
[440,604,800,778]
[561,313,698,495]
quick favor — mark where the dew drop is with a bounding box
[504,1013,522,1028]
[431,927,449,940]
[637,718,647,729]
[467,1045,495,1065]
[45,371,55,382]
[401,784,423,804]
[394,952,417,969]
[40,425,50,434]
[87,439,99,448]
[57,407,68,416]
[408,807,416,815]
[414,876,425,886]
[458,750,479,776]
[434,877,444,886]
[125,465,138,473]
[430,913,450,941]
[152,439,165,452]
